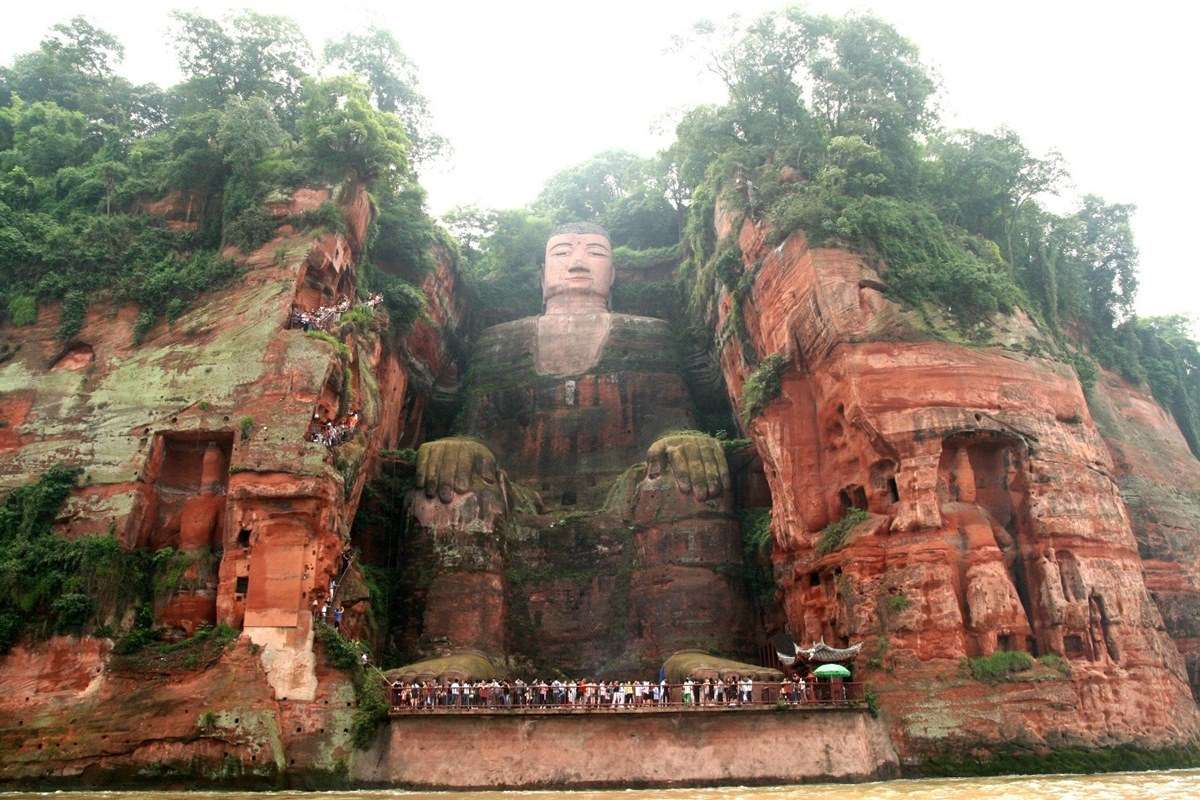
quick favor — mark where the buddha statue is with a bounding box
[399,223,758,677]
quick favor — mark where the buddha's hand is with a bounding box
[415,437,500,503]
[646,433,731,500]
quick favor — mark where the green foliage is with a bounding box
[7,294,36,325]
[966,649,1035,682]
[737,507,776,610]
[224,205,278,251]
[0,466,159,652]
[324,26,444,163]
[740,353,787,424]
[1124,316,1200,457]
[237,415,254,441]
[864,686,880,718]
[305,329,350,359]
[658,6,1200,446]
[1038,653,1071,676]
[886,593,910,613]
[535,150,681,249]
[315,620,361,670]
[816,507,869,556]
[1068,350,1098,392]
[910,743,1200,779]
[0,12,435,343]
[314,621,386,748]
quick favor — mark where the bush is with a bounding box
[224,205,278,251]
[1038,653,1071,676]
[238,415,254,441]
[886,594,910,613]
[741,353,788,425]
[966,650,1035,682]
[57,290,87,341]
[289,201,346,234]
[816,507,869,556]
[7,294,37,326]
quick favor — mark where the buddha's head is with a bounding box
[542,222,613,314]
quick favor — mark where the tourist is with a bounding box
[659,677,669,705]
[683,678,694,705]
[333,605,344,630]
[713,677,725,704]
[451,680,461,706]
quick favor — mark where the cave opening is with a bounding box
[838,484,867,513]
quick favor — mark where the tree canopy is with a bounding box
[0,12,443,343]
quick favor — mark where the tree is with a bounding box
[299,76,411,189]
[1,17,164,135]
[535,150,679,248]
[324,27,444,163]
[170,11,312,125]
[216,96,286,178]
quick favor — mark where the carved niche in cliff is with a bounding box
[395,223,761,676]
[129,430,233,633]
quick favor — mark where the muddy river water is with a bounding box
[3,769,1199,800]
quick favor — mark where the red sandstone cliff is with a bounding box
[710,203,1200,759]
[0,183,463,783]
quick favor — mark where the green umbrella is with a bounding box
[812,663,851,678]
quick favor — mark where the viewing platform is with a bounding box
[387,681,869,715]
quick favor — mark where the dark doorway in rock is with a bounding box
[1064,634,1086,659]
[237,528,252,548]
[235,576,249,596]
[839,484,867,513]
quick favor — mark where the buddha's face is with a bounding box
[542,232,614,309]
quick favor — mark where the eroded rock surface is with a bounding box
[710,205,1200,756]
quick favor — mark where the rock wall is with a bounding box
[0,182,462,778]
[0,635,357,787]
[354,709,898,788]
[710,205,1200,758]
[1089,368,1200,698]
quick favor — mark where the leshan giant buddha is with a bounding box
[399,223,762,676]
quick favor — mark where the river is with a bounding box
[2,770,1199,800]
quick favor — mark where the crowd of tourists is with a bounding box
[308,409,361,447]
[389,674,848,711]
[289,293,382,332]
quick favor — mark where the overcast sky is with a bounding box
[2,0,1195,323]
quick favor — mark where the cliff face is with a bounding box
[1089,369,1200,699]
[711,205,1200,758]
[1,181,1199,787]
[0,184,462,782]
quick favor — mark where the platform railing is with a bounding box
[386,681,867,714]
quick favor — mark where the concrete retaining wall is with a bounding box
[352,708,898,788]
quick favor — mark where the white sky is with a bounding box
[2,0,1196,323]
